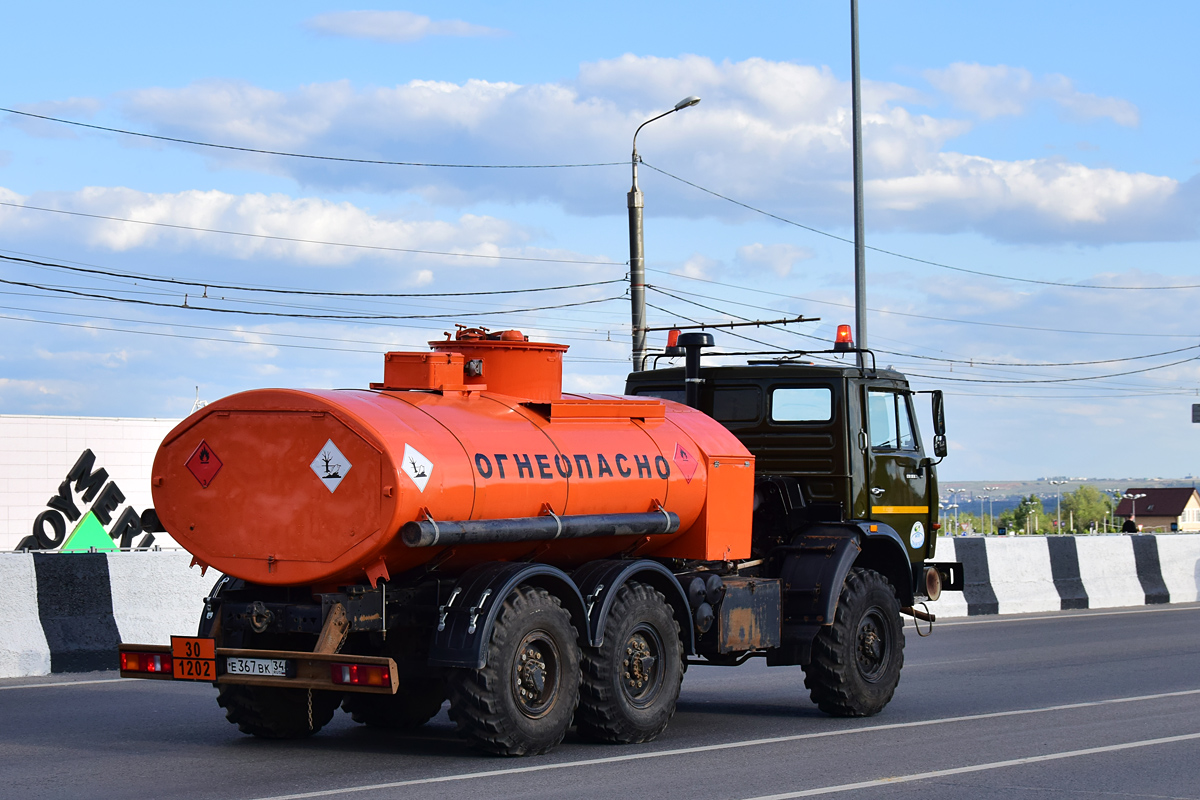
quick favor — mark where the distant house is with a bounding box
[1115,487,1200,532]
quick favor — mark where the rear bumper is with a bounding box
[117,643,398,694]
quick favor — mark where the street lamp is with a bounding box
[1049,480,1070,533]
[944,488,965,534]
[983,486,999,534]
[628,95,701,371]
[978,495,987,534]
[944,503,959,535]
[1122,492,1147,529]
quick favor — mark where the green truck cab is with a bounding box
[626,335,960,707]
[627,362,946,556]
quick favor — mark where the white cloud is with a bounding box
[925,63,1139,127]
[674,254,719,281]
[868,154,1185,242]
[736,243,814,277]
[304,11,504,43]
[106,55,1187,244]
[0,185,531,267]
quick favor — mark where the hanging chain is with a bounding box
[307,688,314,730]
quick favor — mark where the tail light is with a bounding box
[121,651,173,674]
[331,663,391,687]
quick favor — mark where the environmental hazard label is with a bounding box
[311,439,351,493]
[186,440,223,488]
[402,444,433,492]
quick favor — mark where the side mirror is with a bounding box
[931,390,946,436]
[934,434,947,458]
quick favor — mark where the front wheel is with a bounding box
[802,567,904,717]
[576,582,683,744]
[447,586,581,756]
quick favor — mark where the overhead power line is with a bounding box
[7,107,1186,290]
[903,354,1199,384]
[645,280,1200,389]
[0,252,624,298]
[0,107,624,169]
[646,268,1199,339]
[0,312,629,363]
[0,274,624,322]
[650,281,1200,369]
[640,161,1199,291]
[0,202,627,267]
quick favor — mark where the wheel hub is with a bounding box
[513,632,560,718]
[855,606,889,682]
[621,626,664,708]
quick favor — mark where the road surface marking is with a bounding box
[242,688,1200,800]
[739,731,1200,799]
[936,603,1200,628]
[0,677,134,691]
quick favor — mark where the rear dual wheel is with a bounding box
[342,671,446,729]
[576,582,683,744]
[217,684,342,739]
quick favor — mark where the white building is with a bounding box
[1,415,182,552]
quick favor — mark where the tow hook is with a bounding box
[248,600,274,633]
[900,603,935,637]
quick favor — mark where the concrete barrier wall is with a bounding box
[3,535,1199,678]
[0,551,215,679]
[0,554,51,678]
[931,533,1200,618]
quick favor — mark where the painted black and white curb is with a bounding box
[0,551,215,679]
[2,535,1198,679]
[932,534,1200,617]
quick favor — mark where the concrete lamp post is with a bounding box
[983,486,999,534]
[943,488,964,534]
[1049,480,1070,533]
[628,95,701,371]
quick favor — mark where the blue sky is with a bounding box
[1,1,1198,482]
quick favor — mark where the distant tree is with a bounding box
[1061,486,1110,533]
[1012,495,1046,534]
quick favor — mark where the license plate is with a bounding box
[171,636,217,682]
[225,657,293,677]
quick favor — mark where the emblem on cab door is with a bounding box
[311,439,351,493]
[910,521,926,549]
[402,444,433,492]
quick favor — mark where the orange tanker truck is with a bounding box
[119,326,961,755]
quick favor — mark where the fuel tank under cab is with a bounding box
[152,328,755,586]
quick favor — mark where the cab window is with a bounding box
[632,387,684,403]
[713,387,762,423]
[771,387,832,422]
[868,390,916,450]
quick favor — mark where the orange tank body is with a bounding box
[151,329,755,586]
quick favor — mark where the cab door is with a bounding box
[864,387,930,557]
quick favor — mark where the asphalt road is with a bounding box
[3,603,1199,800]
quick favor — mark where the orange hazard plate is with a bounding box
[171,636,217,681]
